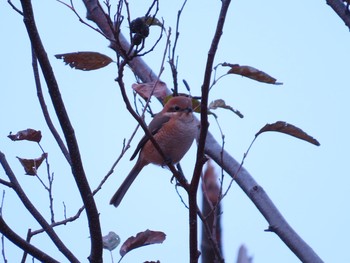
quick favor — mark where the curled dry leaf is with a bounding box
[209,99,244,118]
[8,129,42,143]
[143,16,163,27]
[256,121,320,146]
[102,231,120,251]
[202,159,220,205]
[132,81,168,100]
[17,153,48,175]
[224,63,283,85]
[55,52,113,71]
[119,229,166,257]
[191,97,201,113]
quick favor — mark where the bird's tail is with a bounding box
[110,160,144,207]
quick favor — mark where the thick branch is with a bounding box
[189,1,231,262]
[326,0,350,29]
[0,217,59,263]
[205,133,323,263]
[19,1,102,262]
[0,151,78,263]
[81,1,323,262]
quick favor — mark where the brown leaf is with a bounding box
[209,99,244,118]
[202,160,220,205]
[55,52,113,71]
[143,16,163,27]
[8,129,42,143]
[225,63,282,85]
[17,153,48,175]
[119,229,166,257]
[190,97,201,113]
[132,81,168,100]
[256,121,320,146]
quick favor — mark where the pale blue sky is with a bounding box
[1,0,350,262]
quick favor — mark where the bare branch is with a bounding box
[7,0,23,15]
[0,217,59,263]
[81,1,324,262]
[169,0,188,94]
[82,0,159,84]
[0,151,78,262]
[326,0,350,29]
[19,0,102,261]
[188,1,231,262]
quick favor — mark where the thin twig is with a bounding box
[221,136,256,200]
[93,139,130,195]
[0,150,78,262]
[0,217,59,263]
[1,234,7,263]
[169,0,188,94]
[189,1,231,262]
[0,191,5,216]
[197,208,224,263]
[37,142,55,223]
[56,0,113,41]
[31,48,72,166]
[20,229,32,263]
[21,0,103,260]
[7,0,23,15]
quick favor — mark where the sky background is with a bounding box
[1,0,350,262]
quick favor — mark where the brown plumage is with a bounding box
[110,96,199,207]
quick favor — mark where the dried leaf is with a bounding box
[132,81,168,100]
[55,52,113,71]
[143,17,163,27]
[225,63,282,85]
[256,121,320,146]
[202,160,220,205]
[17,153,48,175]
[119,229,166,257]
[8,129,42,143]
[103,231,120,251]
[209,99,244,118]
[190,97,201,113]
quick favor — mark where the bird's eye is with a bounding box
[174,105,180,111]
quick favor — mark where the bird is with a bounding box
[110,95,199,207]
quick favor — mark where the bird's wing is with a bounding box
[130,114,171,161]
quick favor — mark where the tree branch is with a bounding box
[0,151,79,263]
[189,1,231,262]
[81,1,324,262]
[19,1,102,261]
[0,217,59,263]
[326,0,350,29]
[82,0,159,84]
[204,133,323,263]
[31,48,72,166]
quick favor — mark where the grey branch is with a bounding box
[82,1,324,262]
[327,0,350,29]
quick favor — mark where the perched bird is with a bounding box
[110,96,198,207]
